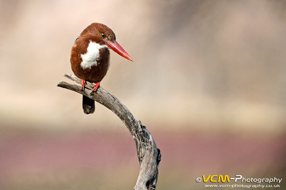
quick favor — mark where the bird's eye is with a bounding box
[101,33,106,38]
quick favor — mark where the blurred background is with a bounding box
[0,0,285,189]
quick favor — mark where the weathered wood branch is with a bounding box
[57,74,161,190]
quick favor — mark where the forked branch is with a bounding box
[57,74,161,190]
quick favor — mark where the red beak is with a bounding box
[106,40,133,61]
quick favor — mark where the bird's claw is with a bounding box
[91,82,100,94]
[81,79,86,91]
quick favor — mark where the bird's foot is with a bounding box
[81,79,86,91]
[91,82,100,94]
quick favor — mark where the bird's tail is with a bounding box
[82,95,95,114]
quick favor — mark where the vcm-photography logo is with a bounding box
[196,175,282,188]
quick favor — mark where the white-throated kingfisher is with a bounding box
[70,23,132,114]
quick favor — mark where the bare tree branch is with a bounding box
[57,74,161,190]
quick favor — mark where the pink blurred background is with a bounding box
[0,0,285,189]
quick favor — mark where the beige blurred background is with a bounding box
[0,0,286,189]
[0,0,286,133]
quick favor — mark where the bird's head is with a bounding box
[81,23,132,61]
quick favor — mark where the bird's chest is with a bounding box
[80,41,108,69]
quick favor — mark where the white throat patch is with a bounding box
[80,41,107,69]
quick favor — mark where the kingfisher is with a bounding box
[70,23,132,114]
